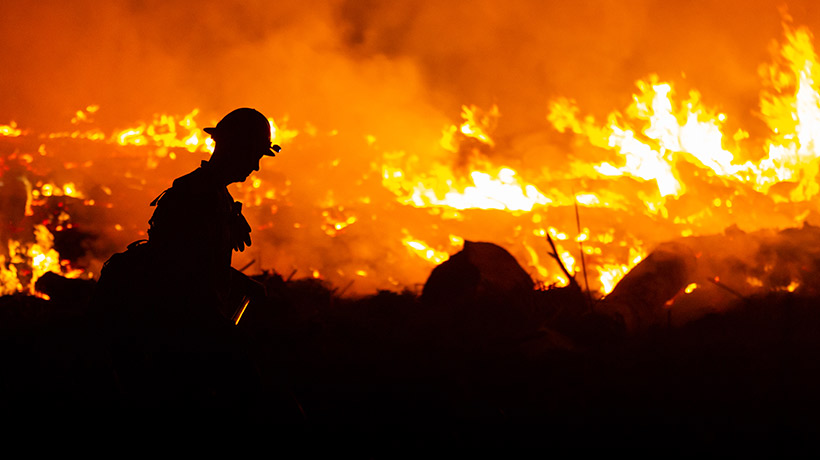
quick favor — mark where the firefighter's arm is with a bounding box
[232,268,265,298]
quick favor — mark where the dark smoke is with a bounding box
[4,0,819,132]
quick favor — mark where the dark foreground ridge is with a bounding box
[2,269,820,449]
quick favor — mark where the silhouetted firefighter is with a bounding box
[91,108,279,409]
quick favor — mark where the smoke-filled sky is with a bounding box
[4,0,820,141]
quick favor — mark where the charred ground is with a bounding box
[2,270,819,448]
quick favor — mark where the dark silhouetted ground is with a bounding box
[2,273,819,449]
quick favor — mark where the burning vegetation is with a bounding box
[3,11,820,310]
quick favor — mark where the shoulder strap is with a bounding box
[150,189,170,207]
[126,239,149,250]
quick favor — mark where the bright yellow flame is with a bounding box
[598,264,630,295]
[37,108,295,162]
[384,105,553,213]
[0,121,22,137]
[401,234,450,265]
[1,225,84,296]
[549,23,820,209]
[383,159,552,212]
[0,255,23,295]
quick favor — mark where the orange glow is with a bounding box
[6,15,820,299]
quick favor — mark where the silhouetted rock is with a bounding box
[421,241,536,347]
[599,241,697,331]
[422,241,534,305]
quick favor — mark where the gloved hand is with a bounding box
[231,201,252,252]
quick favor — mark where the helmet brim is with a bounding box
[204,126,279,156]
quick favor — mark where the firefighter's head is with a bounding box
[204,108,280,183]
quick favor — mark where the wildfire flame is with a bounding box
[4,18,820,299]
[0,225,82,297]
